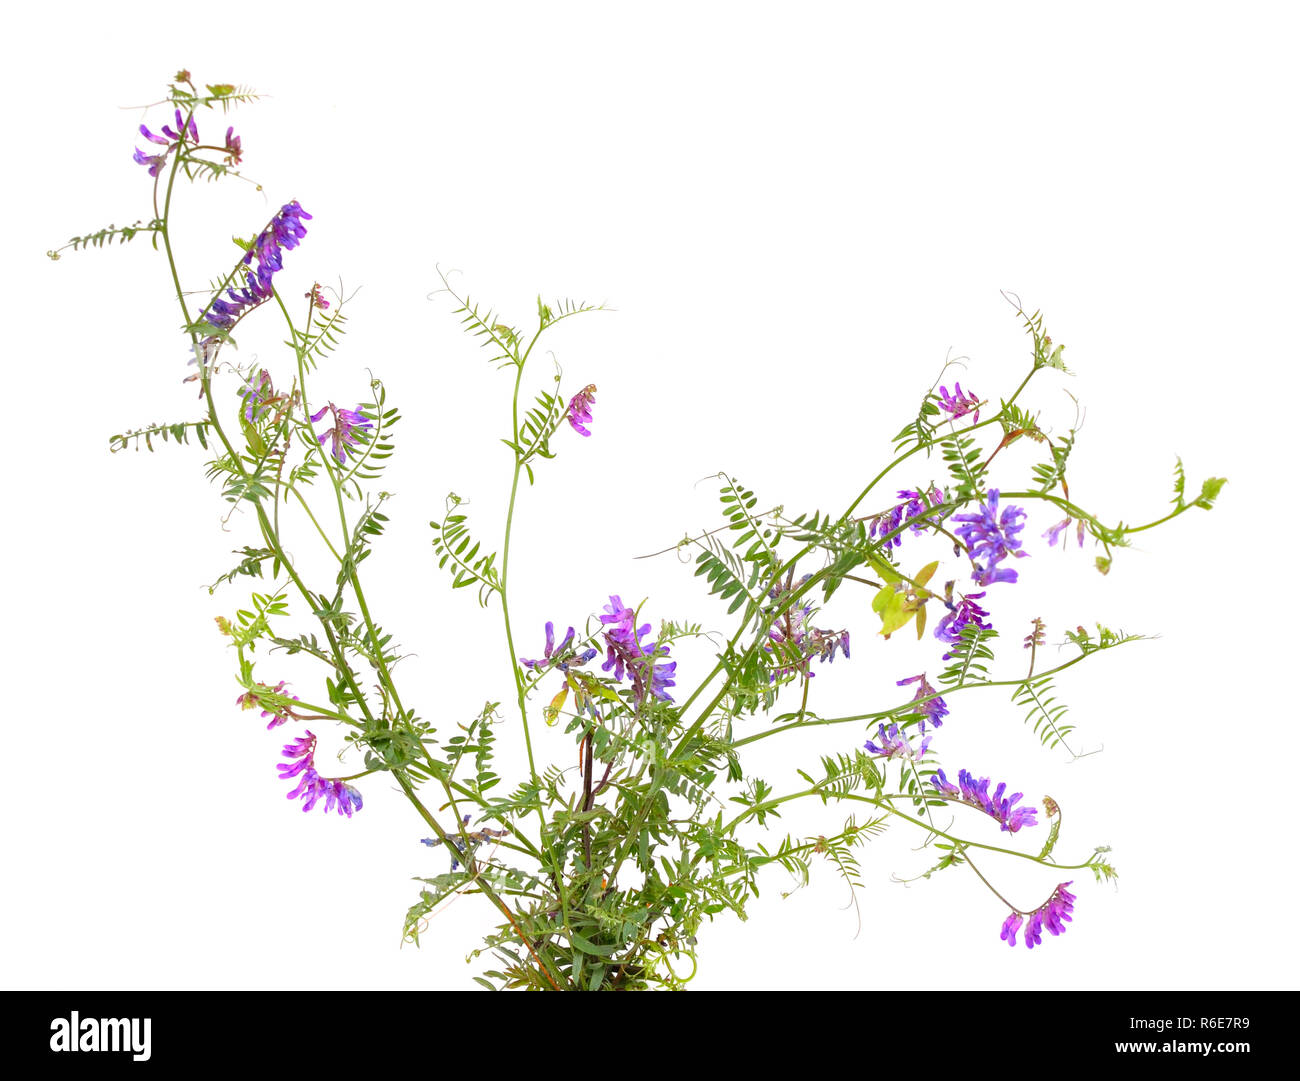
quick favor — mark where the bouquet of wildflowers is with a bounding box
[52,73,1225,990]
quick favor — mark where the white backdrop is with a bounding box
[4,1,1295,990]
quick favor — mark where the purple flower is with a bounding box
[763,576,850,681]
[567,384,597,436]
[1043,516,1085,549]
[223,126,243,165]
[160,108,199,144]
[598,594,677,704]
[864,722,931,761]
[237,679,300,729]
[869,487,945,549]
[201,202,313,332]
[237,369,279,423]
[132,110,199,178]
[952,490,1028,586]
[807,627,850,665]
[138,124,172,147]
[310,404,372,465]
[933,591,992,659]
[131,147,169,178]
[928,768,1038,833]
[306,283,330,310]
[1003,882,1076,950]
[521,622,598,672]
[896,672,948,732]
[277,730,364,817]
[422,814,508,871]
[937,382,980,424]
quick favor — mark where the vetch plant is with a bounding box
[54,74,1227,990]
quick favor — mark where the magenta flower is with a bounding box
[567,384,597,436]
[223,125,242,165]
[277,730,364,817]
[937,382,980,424]
[236,679,300,729]
[929,768,1038,833]
[1002,882,1076,949]
[310,404,373,464]
[952,490,1028,586]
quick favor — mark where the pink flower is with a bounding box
[567,384,597,437]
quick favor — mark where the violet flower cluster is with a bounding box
[895,672,948,732]
[869,487,945,549]
[933,589,993,659]
[929,768,1038,833]
[133,108,199,177]
[1000,882,1076,949]
[520,622,598,673]
[201,201,312,332]
[278,731,364,817]
[764,577,850,682]
[864,722,931,761]
[599,595,677,704]
[310,403,372,465]
[952,489,1028,587]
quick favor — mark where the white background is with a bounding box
[4,1,1296,990]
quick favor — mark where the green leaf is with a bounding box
[569,932,616,957]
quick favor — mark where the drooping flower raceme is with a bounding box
[567,384,597,436]
[310,403,372,465]
[929,768,1038,833]
[277,730,364,817]
[201,201,312,332]
[952,489,1028,586]
[1001,882,1076,949]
